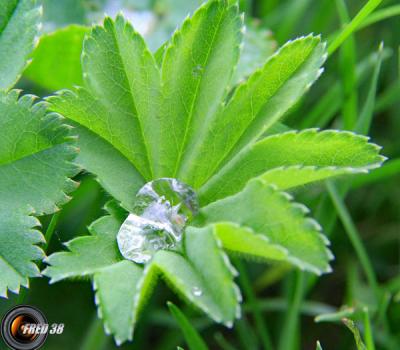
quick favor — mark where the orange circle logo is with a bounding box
[1,305,48,350]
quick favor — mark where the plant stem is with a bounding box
[278,271,304,350]
[326,181,380,300]
[236,260,273,350]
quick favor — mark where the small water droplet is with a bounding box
[117,178,199,264]
[192,64,203,77]
[235,306,242,319]
[192,286,203,297]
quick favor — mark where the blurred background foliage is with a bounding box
[1,0,399,349]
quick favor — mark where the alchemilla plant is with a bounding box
[0,0,386,346]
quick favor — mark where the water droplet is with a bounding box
[192,286,203,297]
[225,321,233,328]
[117,178,199,264]
[235,305,242,319]
[192,64,203,77]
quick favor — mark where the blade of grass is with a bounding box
[336,0,358,130]
[375,80,400,113]
[167,302,209,350]
[356,42,384,134]
[345,261,359,306]
[306,41,385,293]
[275,0,312,42]
[328,0,383,55]
[343,318,367,350]
[326,181,380,300]
[328,4,400,40]
[299,48,390,129]
[309,0,336,35]
[254,263,292,292]
[386,274,400,293]
[236,260,273,350]
[214,333,237,350]
[80,315,109,350]
[235,316,259,350]
[44,211,61,251]
[278,271,304,350]
[246,298,337,317]
[376,292,391,328]
[359,4,400,29]
[316,341,324,350]
[321,43,394,345]
[363,307,376,350]
[257,0,280,16]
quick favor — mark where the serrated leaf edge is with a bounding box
[260,181,334,275]
[212,221,290,264]
[260,128,387,166]
[2,1,42,90]
[161,0,243,178]
[0,90,79,297]
[80,14,159,180]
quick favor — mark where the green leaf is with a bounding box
[167,302,209,350]
[93,261,143,345]
[43,214,123,283]
[199,129,386,204]
[156,0,242,178]
[24,25,89,91]
[49,15,161,185]
[0,90,78,296]
[0,212,43,297]
[178,35,327,189]
[44,215,240,342]
[69,122,145,212]
[231,20,276,85]
[199,178,333,274]
[135,226,240,326]
[316,341,323,350]
[44,212,143,345]
[0,0,41,90]
[211,223,288,262]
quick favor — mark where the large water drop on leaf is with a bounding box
[117,178,199,263]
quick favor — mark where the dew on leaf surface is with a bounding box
[192,64,203,77]
[192,286,203,297]
[117,178,199,264]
